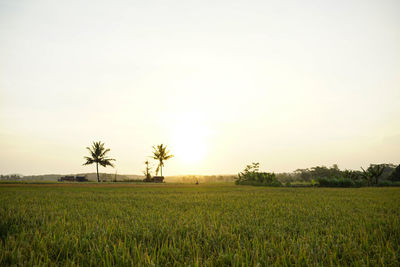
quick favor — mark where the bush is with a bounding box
[235,180,282,187]
[388,165,400,182]
[377,180,392,187]
[269,180,282,187]
[236,163,282,187]
[337,177,355,187]
[318,177,398,188]
[318,178,333,187]
[318,177,358,188]
[354,180,367,187]
[377,180,400,187]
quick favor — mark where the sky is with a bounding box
[0,0,399,176]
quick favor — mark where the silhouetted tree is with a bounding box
[361,164,384,185]
[294,168,311,181]
[388,164,400,182]
[152,144,174,177]
[378,163,397,180]
[236,162,280,186]
[83,141,115,182]
[342,169,363,181]
[143,160,152,181]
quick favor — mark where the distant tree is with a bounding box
[388,164,400,182]
[331,164,342,177]
[361,164,384,185]
[237,162,259,183]
[152,144,174,177]
[295,165,342,181]
[342,169,363,181]
[143,160,152,181]
[83,141,115,182]
[310,165,341,179]
[378,163,397,180]
[237,162,280,186]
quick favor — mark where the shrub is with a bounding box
[337,177,355,187]
[269,180,282,187]
[318,178,333,187]
[354,180,367,187]
[236,163,281,187]
[311,179,317,187]
[318,177,357,188]
[377,180,400,187]
[388,165,400,182]
[377,180,393,187]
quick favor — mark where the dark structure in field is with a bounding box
[58,175,88,182]
[143,176,164,183]
[75,176,88,182]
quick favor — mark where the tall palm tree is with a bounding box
[152,144,174,177]
[83,141,115,182]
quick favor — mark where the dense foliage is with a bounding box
[280,163,400,187]
[0,184,399,266]
[317,177,365,187]
[388,165,400,182]
[235,162,282,186]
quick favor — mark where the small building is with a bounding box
[152,176,164,183]
[75,176,88,182]
[143,176,164,183]
[58,175,75,182]
[58,175,88,182]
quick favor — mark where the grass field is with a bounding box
[0,184,399,266]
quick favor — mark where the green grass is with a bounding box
[0,184,399,266]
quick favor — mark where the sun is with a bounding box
[170,117,208,165]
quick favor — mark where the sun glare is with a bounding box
[170,115,209,165]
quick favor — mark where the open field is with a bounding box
[0,184,399,266]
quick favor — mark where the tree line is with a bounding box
[236,163,400,187]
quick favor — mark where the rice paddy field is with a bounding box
[0,183,399,266]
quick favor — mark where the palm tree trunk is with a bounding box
[160,164,163,177]
[96,163,100,182]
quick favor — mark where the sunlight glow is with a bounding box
[170,113,209,165]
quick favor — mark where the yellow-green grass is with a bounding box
[0,184,399,266]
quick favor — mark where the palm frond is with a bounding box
[100,148,111,158]
[83,156,94,165]
[164,154,174,160]
[99,158,115,168]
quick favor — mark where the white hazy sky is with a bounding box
[0,0,399,175]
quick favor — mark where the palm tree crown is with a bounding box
[152,144,173,177]
[83,141,115,182]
